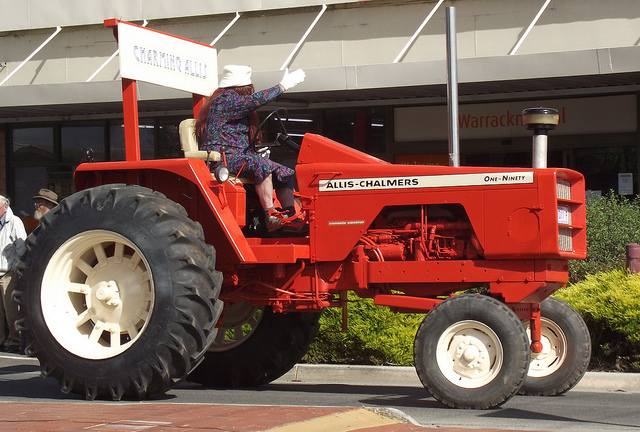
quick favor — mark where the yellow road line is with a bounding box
[265,407,401,432]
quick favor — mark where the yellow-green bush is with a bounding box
[556,269,640,370]
[570,192,640,282]
[304,292,424,366]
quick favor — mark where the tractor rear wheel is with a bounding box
[15,184,223,400]
[414,294,530,409]
[519,297,591,396]
[188,302,320,387]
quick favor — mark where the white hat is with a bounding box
[218,65,252,88]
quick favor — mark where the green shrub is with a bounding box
[556,269,640,371]
[304,292,424,366]
[570,192,640,282]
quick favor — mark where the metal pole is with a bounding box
[87,20,149,82]
[522,107,559,168]
[446,7,460,167]
[280,4,327,71]
[532,133,548,168]
[1,26,62,86]
[628,244,640,274]
[509,0,553,55]
[393,0,445,63]
[211,12,241,46]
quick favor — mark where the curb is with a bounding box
[276,364,640,393]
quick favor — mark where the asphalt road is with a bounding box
[2,353,640,431]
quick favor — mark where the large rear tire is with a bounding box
[414,294,530,409]
[15,184,223,400]
[188,302,320,387]
[519,297,591,396]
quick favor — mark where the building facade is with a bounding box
[1,0,639,217]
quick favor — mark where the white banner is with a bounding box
[319,171,534,192]
[118,22,218,96]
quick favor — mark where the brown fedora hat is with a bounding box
[32,188,58,206]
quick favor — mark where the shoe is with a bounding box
[265,213,285,232]
[280,206,308,235]
[265,215,283,232]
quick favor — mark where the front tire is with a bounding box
[15,184,223,400]
[414,294,530,409]
[519,297,591,396]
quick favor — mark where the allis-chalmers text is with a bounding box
[319,172,534,192]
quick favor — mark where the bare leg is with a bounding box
[256,174,275,210]
[257,175,285,232]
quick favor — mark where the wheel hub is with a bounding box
[457,338,483,365]
[41,230,154,360]
[452,334,491,377]
[526,318,567,377]
[209,302,264,352]
[95,281,121,306]
[436,320,503,388]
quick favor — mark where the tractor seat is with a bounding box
[179,118,253,184]
[179,119,221,162]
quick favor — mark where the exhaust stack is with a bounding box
[522,107,559,168]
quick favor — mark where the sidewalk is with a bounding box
[276,364,640,393]
[0,402,433,432]
[2,357,639,431]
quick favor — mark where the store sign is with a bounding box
[619,173,634,195]
[394,95,636,142]
[118,22,218,96]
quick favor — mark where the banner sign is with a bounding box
[118,22,218,96]
[318,171,534,192]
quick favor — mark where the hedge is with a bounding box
[304,292,423,366]
[555,269,640,371]
[570,192,640,282]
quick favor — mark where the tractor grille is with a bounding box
[556,178,574,252]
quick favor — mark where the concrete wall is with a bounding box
[0,0,360,32]
[0,0,638,93]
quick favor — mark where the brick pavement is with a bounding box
[0,402,534,432]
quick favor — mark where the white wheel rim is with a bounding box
[524,318,567,377]
[209,302,264,352]
[41,230,154,360]
[436,320,503,389]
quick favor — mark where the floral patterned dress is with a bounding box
[199,85,295,184]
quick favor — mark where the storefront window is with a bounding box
[110,121,155,160]
[12,166,47,218]
[12,127,55,217]
[62,125,106,164]
[157,118,182,159]
[12,127,54,165]
[264,110,320,169]
[574,146,638,195]
[323,107,387,155]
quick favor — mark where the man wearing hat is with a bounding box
[33,188,58,221]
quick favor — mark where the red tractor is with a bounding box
[15,20,590,409]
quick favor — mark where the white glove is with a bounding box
[279,68,305,91]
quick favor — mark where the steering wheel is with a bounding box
[252,109,301,153]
